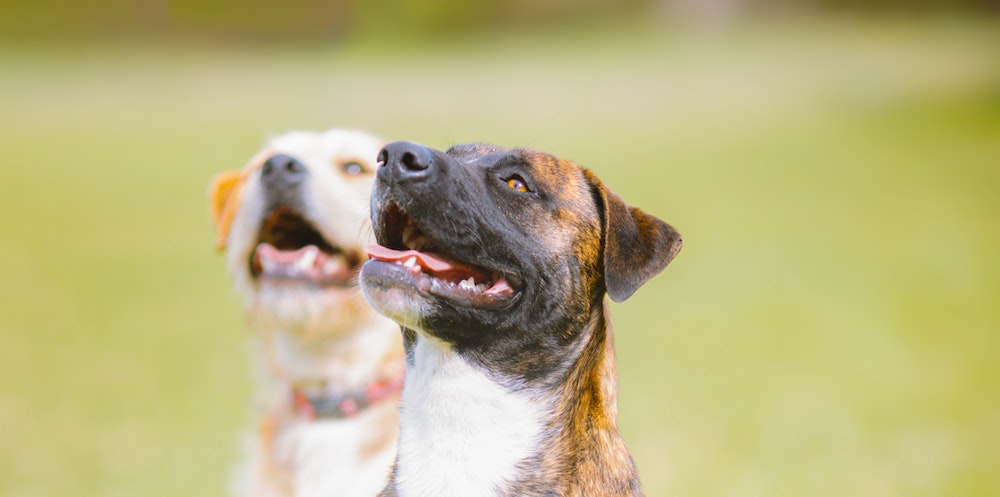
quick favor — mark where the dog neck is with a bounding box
[258,314,405,414]
[388,301,641,497]
[291,374,404,419]
[391,335,547,497]
[528,302,642,497]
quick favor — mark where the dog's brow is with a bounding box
[485,152,531,168]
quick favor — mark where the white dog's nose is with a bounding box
[261,154,307,188]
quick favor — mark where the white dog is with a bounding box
[209,129,403,497]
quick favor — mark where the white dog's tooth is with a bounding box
[404,256,418,268]
[459,277,475,290]
[297,246,319,270]
[260,257,277,274]
[324,257,345,275]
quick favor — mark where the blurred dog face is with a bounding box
[210,129,385,337]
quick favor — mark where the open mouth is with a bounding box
[251,207,364,287]
[365,203,520,308]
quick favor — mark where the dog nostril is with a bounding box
[260,154,306,184]
[400,151,428,171]
[380,141,433,177]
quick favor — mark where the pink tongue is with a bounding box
[257,243,316,263]
[367,244,514,298]
[366,245,454,273]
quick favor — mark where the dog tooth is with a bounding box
[297,246,319,270]
[403,224,422,249]
[458,277,475,290]
[323,257,345,275]
[260,257,277,274]
[403,256,417,268]
[293,257,309,273]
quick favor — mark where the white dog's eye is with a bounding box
[342,162,366,176]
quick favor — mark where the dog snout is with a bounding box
[261,154,307,189]
[378,141,435,181]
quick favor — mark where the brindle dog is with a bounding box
[359,141,682,497]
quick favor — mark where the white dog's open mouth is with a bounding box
[251,207,364,287]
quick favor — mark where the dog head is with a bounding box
[209,129,386,337]
[360,141,681,374]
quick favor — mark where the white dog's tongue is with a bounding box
[254,243,353,282]
[258,243,320,265]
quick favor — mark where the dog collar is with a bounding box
[291,376,403,420]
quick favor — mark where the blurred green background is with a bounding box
[1,1,998,496]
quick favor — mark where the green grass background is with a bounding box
[1,18,998,497]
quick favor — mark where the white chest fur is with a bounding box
[233,408,398,497]
[394,337,547,497]
[286,415,396,497]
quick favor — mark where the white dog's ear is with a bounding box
[208,170,245,250]
[585,170,682,302]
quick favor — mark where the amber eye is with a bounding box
[505,175,529,193]
[342,161,365,176]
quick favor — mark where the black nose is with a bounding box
[378,141,434,179]
[260,154,307,188]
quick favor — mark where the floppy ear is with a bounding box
[586,170,683,302]
[208,170,244,251]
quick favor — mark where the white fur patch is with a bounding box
[394,336,547,497]
[287,415,396,497]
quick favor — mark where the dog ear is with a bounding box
[586,170,683,302]
[208,170,244,251]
